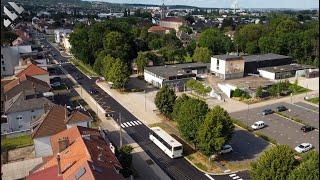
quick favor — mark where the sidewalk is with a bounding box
[96,81,162,125]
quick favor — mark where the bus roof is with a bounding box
[150,127,182,147]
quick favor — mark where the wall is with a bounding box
[159,21,183,32]
[210,57,226,75]
[144,70,164,88]
[258,69,276,80]
[6,108,44,133]
[34,136,53,157]
[225,59,244,75]
[33,74,50,84]
[1,46,32,76]
[218,83,237,98]
[66,120,90,129]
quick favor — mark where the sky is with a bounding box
[94,0,319,9]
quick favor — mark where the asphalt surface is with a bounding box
[231,104,319,152]
[294,102,319,112]
[32,29,253,180]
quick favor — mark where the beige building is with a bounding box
[210,55,244,80]
[159,17,185,32]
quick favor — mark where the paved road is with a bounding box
[231,105,319,152]
[33,29,252,180]
[294,102,319,112]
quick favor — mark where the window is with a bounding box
[216,60,220,70]
[1,54,3,59]
[16,116,23,120]
[1,60,4,65]
[2,67,5,71]
[173,146,182,151]
[31,110,34,112]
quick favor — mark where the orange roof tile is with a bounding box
[29,126,124,180]
[16,64,48,78]
[66,111,91,124]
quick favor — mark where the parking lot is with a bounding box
[231,104,319,152]
[294,101,319,112]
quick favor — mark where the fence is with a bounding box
[1,129,31,138]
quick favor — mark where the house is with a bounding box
[148,25,173,34]
[144,62,209,91]
[159,17,185,32]
[2,92,54,134]
[16,64,50,84]
[242,53,293,75]
[27,126,123,180]
[1,45,33,76]
[210,55,245,80]
[54,29,72,44]
[258,64,318,80]
[31,105,92,157]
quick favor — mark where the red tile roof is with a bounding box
[148,25,173,32]
[66,111,91,124]
[28,126,124,180]
[27,165,63,180]
[16,64,48,78]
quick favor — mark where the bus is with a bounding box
[149,127,183,159]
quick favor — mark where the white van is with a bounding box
[251,121,265,130]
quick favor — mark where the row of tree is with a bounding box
[251,145,318,180]
[155,86,234,155]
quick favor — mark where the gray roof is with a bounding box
[4,92,54,114]
[243,53,291,63]
[258,64,317,73]
[144,62,209,79]
[211,55,242,61]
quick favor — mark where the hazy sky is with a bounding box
[94,0,319,9]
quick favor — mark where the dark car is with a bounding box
[75,75,83,80]
[89,89,99,94]
[301,125,314,133]
[276,105,287,112]
[262,108,274,115]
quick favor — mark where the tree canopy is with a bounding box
[155,85,177,118]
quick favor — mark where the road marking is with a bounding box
[238,179,243,180]
[127,122,133,127]
[204,174,214,180]
[229,174,237,177]
[224,169,231,173]
[123,122,130,127]
[233,176,240,179]
[121,124,125,128]
[129,121,135,126]
[136,121,142,125]
[133,121,139,125]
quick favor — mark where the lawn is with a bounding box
[1,135,33,150]
[69,58,98,77]
[307,97,319,105]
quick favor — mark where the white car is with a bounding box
[220,144,233,154]
[295,143,313,153]
[251,121,265,130]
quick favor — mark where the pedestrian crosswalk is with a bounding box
[229,173,243,180]
[120,120,143,128]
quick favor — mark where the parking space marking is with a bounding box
[205,174,214,180]
[229,174,236,177]
[232,176,240,179]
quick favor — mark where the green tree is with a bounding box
[197,106,234,156]
[155,85,177,118]
[103,31,132,61]
[198,28,230,54]
[234,24,265,53]
[135,51,149,74]
[258,36,276,54]
[250,145,299,180]
[1,28,18,45]
[192,47,211,63]
[116,145,134,177]
[185,40,197,56]
[173,98,208,147]
[172,94,190,120]
[288,151,319,180]
[245,42,259,54]
[255,86,263,98]
[108,58,130,89]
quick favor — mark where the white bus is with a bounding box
[149,127,183,159]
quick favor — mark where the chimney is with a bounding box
[58,137,69,153]
[57,153,62,176]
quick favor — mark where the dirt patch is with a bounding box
[8,146,35,163]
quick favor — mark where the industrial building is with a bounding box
[144,63,209,91]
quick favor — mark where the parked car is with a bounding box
[262,109,274,115]
[301,125,315,133]
[220,145,233,154]
[89,88,99,94]
[295,143,313,153]
[251,121,266,130]
[75,75,83,80]
[50,82,61,87]
[276,105,287,112]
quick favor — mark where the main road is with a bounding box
[35,29,251,180]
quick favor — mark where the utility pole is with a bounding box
[119,112,123,148]
[144,90,146,111]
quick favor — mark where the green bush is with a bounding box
[232,88,251,99]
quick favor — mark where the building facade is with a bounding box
[210,55,244,80]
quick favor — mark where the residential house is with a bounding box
[27,126,123,180]
[159,17,185,32]
[1,45,33,76]
[31,105,92,157]
[54,29,72,44]
[148,25,173,34]
[2,92,54,134]
[16,64,50,84]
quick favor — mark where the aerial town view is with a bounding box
[0,0,319,179]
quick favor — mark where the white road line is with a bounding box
[238,179,243,180]
[126,122,132,127]
[123,122,130,127]
[204,173,214,180]
[136,121,142,125]
[232,176,240,179]
[129,121,135,126]
[133,121,139,125]
[229,174,237,177]
[121,124,125,128]
[224,169,231,173]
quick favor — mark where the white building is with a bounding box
[1,45,32,77]
[210,55,245,80]
[54,29,72,44]
[31,105,92,157]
